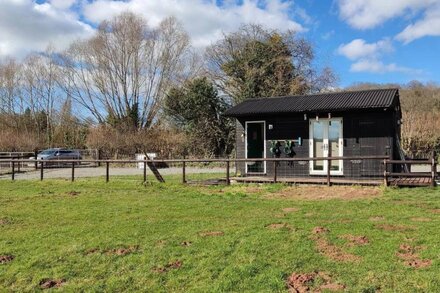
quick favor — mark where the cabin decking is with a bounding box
[231,176,384,186]
[388,177,434,187]
[231,176,436,187]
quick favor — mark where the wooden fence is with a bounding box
[0,155,437,187]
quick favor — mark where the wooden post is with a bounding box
[97,149,101,167]
[40,161,44,181]
[182,160,186,184]
[327,158,331,187]
[431,151,436,187]
[17,156,21,173]
[106,162,109,183]
[143,156,147,183]
[11,159,15,181]
[71,162,75,182]
[226,160,230,185]
[383,159,389,187]
[273,161,277,183]
[34,149,38,170]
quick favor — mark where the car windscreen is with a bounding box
[39,150,56,155]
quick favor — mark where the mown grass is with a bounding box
[0,178,439,292]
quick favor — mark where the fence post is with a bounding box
[34,149,38,170]
[17,156,21,173]
[106,162,109,183]
[143,156,147,184]
[383,159,389,187]
[273,161,277,183]
[431,151,437,187]
[226,160,230,185]
[40,161,44,181]
[327,158,331,187]
[182,159,186,184]
[11,159,15,181]
[97,149,101,167]
[71,162,75,182]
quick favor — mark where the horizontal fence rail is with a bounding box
[0,155,437,187]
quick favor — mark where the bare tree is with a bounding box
[0,58,21,115]
[58,12,198,130]
[21,49,60,144]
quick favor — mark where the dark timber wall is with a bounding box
[235,109,399,179]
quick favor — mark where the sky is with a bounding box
[1,0,439,87]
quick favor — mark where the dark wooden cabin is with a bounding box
[224,88,403,181]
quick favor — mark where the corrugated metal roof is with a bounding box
[224,88,399,117]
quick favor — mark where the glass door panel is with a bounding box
[312,121,325,172]
[310,118,343,175]
[328,120,342,172]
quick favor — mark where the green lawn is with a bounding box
[0,178,439,292]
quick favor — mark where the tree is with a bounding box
[0,58,21,116]
[58,12,199,131]
[205,24,336,104]
[21,50,60,144]
[165,77,234,157]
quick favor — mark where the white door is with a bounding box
[309,118,343,175]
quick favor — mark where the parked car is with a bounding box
[37,148,82,166]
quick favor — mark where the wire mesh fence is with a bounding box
[0,155,437,187]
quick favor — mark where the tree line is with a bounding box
[0,12,334,158]
[2,12,437,159]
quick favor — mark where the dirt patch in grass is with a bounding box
[66,191,81,196]
[340,235,369,246]
[0,255,14,264]
[397,244,432,269]
[369,216,385,222]
[314,238,361,262]
[429,209,440,214]
[39,278,65,289]
[266,185,381,200]
[311,227,360,262]
[0,218,12,225]
[312,226,329,234]
[375,224,415,232]
[199,231,224,237]
[410,217,432,222]
[85,246,139,256]
[282,207,299,213]
[84,248,100,255]
[105,245,139,256]
[153,260,183,273]
[286,271,345,292]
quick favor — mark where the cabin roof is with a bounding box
[224,88,399,117]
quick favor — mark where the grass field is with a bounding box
[1,178,439,292]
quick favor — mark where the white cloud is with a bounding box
[350,59,420,74]
[0,0,93,58]
[82,0,306,48]
[49,0,77,10]
[338,38,420,75]
[337,38,393,60]
[321,30,335,40]
[337,0,437,30]
[396,5,440,44]
[337,0,440,43]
